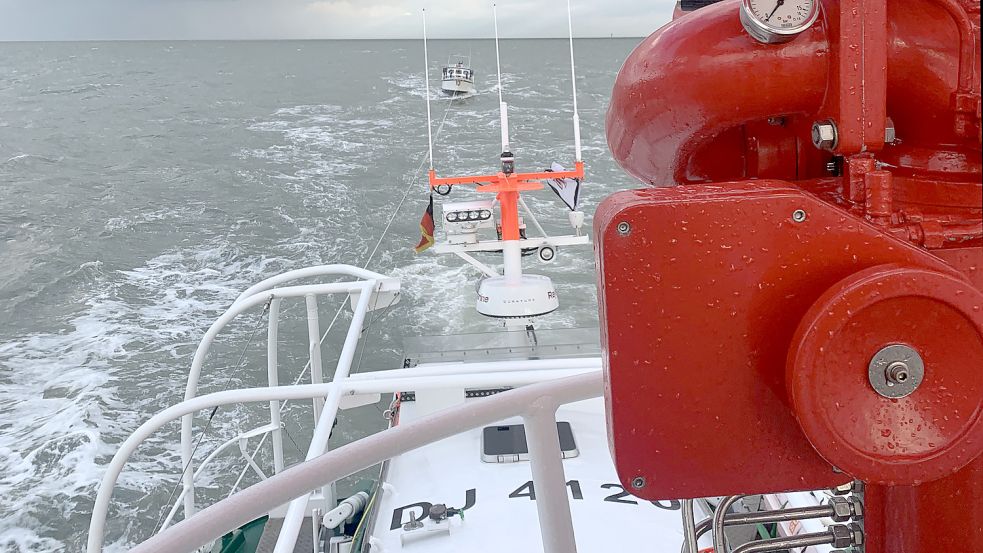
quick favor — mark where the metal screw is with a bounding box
[812,120,838,150]
[885,361,909,385]
[848,522,865,546]
[631,476,646,489]
[830,524,852,548]
[869,344,925,398]
[791,209,807,223]
[617,221,631,236]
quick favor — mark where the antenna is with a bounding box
[422,9,435,170]
[493,4,509,153]
[566,0,582,162]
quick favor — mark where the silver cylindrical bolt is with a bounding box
[885,361,910,385]
[617,221,631,236]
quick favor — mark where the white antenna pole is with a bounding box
[422,9,435,170]
[566,0,582,162]
[493,4,509,152]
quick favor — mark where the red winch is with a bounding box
[596,0,982,551]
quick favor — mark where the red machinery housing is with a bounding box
[596,0,982,551]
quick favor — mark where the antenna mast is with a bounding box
[422,9,435,170]
[493,4,509,154]
[566,0,582,162]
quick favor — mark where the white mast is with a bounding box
[566,0,582,162]
[423,9,435,170]
[493,4,509,153]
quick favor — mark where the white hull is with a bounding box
[441,78,476,95]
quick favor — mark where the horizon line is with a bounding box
[0,36,647,43]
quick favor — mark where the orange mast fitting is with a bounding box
[428,161,585,241]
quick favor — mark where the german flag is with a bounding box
[415,193,435,253]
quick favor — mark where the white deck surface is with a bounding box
[369,393,695,552]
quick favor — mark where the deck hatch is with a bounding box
[480,422,578,463]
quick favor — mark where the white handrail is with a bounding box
[126,372,602,553]
[347,356,599,380]
[172,358,601,530]
[232,264,391,306]
[86,366,599,553]
[180,278,378,517]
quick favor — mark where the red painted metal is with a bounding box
[788,264,983,485]
[598,0,982,550]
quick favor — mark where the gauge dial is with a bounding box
[740,0,820,44]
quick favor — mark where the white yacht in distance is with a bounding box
[440,56,476,96]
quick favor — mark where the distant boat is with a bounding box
[440,55,476,96]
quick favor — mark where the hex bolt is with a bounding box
[631,476,646,489]
[812,120,838,150]
[830,496,864,522]
[792,209,808,223]
[848,522,865,546]
[617,221,631,236]
[830,525,853,548]
[848,496,864,520]
[830,497,853,522]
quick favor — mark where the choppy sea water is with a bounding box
[0,38,641,552]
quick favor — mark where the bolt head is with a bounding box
[849,496,863,519]
[830,524,852,548]
[830,496,852,522]
[812,120,838,150]
[848,522,864,545]
[630,476,645,489]
[792,209,808,223]
[617,221,631,236]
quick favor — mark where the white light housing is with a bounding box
[441,200,496,245]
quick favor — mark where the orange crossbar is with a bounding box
[428,161,584,192]
[427,161,585,241]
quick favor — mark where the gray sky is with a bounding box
[0,0,675,41]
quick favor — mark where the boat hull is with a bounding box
[441,79,476,95]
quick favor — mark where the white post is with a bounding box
[306,294,325,421]
[500,102,510,153]
[273,282,378,553]
[493,4,509,153]
[502,240,523,284]
[422,9,434,170]
[523,399,578,553]
[267,298,284,474]
[566,0,582,162]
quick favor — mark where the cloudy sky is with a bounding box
[0,0,675,41]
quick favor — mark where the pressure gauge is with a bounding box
[740,0,820,44]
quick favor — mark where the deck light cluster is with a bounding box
[446,210,492,222]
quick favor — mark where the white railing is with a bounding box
[178,264,400,523]
[93,371,602,553]
[86,263,602,553]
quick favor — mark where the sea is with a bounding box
[0,38,642,552]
